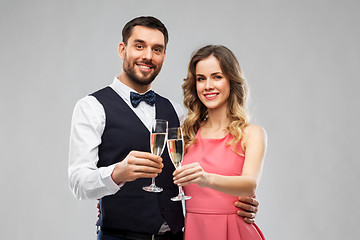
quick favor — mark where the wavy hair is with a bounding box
[182,45,250,155]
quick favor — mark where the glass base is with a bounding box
[171,194,191,201]
[143,184,163,193]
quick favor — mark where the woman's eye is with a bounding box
[214,75,222,80]
[196,77,205,81]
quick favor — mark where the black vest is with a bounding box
[91,87,184,234]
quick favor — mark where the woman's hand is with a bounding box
[173,162,210,187]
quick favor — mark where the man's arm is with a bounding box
[68,96,120,200]
[68,96,164,199]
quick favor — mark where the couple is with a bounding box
[68,16,266,240]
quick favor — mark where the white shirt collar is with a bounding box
[110,76,153,101]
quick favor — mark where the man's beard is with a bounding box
[123,56,162,86]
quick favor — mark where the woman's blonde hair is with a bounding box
[182,45,250,154]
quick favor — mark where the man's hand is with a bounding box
[235,196,259,224]
[96,202,100,218]
[111,150,163,184]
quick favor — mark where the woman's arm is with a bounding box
[173,124,267,197]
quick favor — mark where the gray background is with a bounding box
[1,0,359,239]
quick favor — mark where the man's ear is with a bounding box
[118,42,126,60]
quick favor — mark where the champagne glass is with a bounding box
[143,119,168,193]
[167,127,191,201]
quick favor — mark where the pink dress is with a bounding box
[182,130,265,240]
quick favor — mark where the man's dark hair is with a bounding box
[122,16,169,47]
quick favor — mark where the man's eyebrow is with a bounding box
[153,44,165,50]
[133,39,145,44]
[132,39,165,49]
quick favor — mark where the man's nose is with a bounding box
[142,47,153,60]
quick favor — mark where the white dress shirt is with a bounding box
[68,77,186,200]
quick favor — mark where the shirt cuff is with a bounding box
[100,163,125,192]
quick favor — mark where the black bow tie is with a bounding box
[130,90,156,108]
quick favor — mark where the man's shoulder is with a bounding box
[75,94,103,110]
[91,86,113,97]
[154,92,169,100]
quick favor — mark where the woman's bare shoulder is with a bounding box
[243,124,267,140]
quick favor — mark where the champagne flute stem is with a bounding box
[151,177,155,186]
[178,185,184,196]
[181,198,186,216]
[179,186,186,216]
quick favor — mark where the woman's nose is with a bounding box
[205,79,214,90]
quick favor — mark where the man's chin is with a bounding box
[124,67,159,86]
[131,76,155,86]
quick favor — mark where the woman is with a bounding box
[173,45,267,239]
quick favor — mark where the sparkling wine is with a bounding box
[167,139,183,168]
[150,133,166,156]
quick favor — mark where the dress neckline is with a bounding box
[197,127,231,141]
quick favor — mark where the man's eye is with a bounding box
[153,48,165,54]
[136,45,143,49]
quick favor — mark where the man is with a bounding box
[69,16,259,240]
